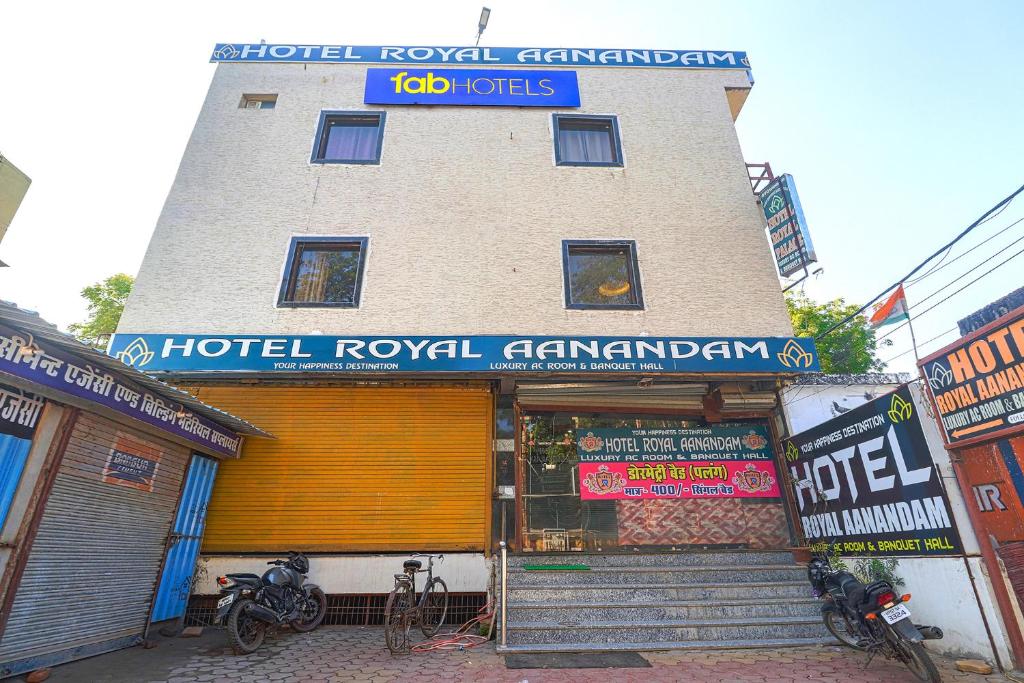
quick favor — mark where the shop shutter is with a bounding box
[192,385,492,553]
[0,413,189,671]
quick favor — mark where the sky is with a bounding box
[1,0,1022,373]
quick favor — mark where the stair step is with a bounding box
[505,619,829,645]
[497,636,835,655]
[511,596,817,609]
[508,581,812,602]
[507,615,821,630]
[508,566,806,586]
[508,551,796,568]
[507,599,819,622]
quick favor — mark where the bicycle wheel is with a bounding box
[384,586,412,654]
[420,577,448,637]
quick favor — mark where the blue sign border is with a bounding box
[211,44,750,71]
[108,334,819,375]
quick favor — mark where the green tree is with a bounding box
[786,292,885,373]
[68,273,134,347]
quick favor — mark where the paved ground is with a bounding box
[41,626,1009,683]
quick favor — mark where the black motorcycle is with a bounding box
[215,551,327,653]
[808,549,944,682]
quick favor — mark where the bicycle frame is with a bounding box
[395,553,442,613]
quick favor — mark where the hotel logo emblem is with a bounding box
[577,432,604,453]
[115,337,155,368]
[927,362,953,391]
[582,465,624,496]
[776,339,814,369]
[887,393,914,423]
[213,44,241,60]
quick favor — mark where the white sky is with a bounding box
[1,0,1022,374]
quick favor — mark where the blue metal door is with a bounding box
[0,433,33,529]
[151,454,219,622]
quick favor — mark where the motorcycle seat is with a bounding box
[403,560,422,571]
[226,573,262,584]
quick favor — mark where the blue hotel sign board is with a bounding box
[108,334,818,375]
[364,68,580,107]
[210,44,750,71]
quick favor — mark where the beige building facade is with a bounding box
[112,46,821,629]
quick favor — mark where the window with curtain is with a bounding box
[312,113,385,164]
[279,238,367,307]
[554,115,622,167]
[562,240,643,309]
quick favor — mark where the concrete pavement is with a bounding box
[38,626,1008,683]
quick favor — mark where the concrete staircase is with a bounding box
[497,551,832,653]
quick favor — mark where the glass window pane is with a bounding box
[567,246,637,306]
[321,117,380,161]
[289,245,361,303]
[558,120,616,164]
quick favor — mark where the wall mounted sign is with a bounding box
[364,68,580,107]
[0,382,44,441]
[783,385,963,557]
[108,334,820,375]
[102,432,162,493]
[210,44,750,70]
[0,325,242,457]
[759,174,816,278]
[577,424,780,500]
[919,304,1024,447]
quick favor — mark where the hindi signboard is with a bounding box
[783,385,962,557]
[576,424,782,500]
[919,304,1024,447]
[759,174,817,278]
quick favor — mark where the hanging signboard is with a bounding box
[576,424,781,500]
[783,385,963,556]
[107,334,820,375]
[364,68,580,107]
[919,304,1024,447]
[0,325,242,457]
[759,174,817,278]
[210,44,750,70]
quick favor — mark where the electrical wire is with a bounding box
[879,326,960,367]
[816,182,1024,340]
[905,215,1024,289]
[903,201,1015,286]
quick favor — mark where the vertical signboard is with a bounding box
[783,385,962,556]
[759,174,817,278]
[919,304,1024,447]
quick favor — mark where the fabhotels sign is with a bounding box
[109,334,819,375]
[364,68,580,107]
[210,44,750,70]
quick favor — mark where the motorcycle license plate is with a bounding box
[217,594,234,609]
[881,603,911,624]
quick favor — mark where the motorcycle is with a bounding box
[214,551,327,653]
[807,547,944,682]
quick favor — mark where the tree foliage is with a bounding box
[68,273,134,347]
[786,292,885,374]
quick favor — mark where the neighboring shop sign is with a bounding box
[102,433,162,493]
[577,425,781,500]
[919,304,1024,447]
[108,334,821,374]
[210,44,750,70]
[364,68,580,107]
[759,174,816,278]
[0,382,44,440]
[0,325,242,456]
[784,385,963,556]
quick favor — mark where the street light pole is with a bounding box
[475,7,491,46]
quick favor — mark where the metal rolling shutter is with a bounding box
[193,385,492,553]
[0,413,189,669]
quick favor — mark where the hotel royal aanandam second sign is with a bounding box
[108,334,818,374]
[209,44,750,70]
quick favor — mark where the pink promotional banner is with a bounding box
[579,460,781,500]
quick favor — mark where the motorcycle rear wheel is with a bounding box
[895,639,941,683]
[291,588,328,633]
[227,599,267,654]
[823,609,864,650]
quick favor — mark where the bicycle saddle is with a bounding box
[403,559,422,570]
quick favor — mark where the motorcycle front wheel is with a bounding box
[291,588,328,633]
[823,609,864,650]
[894,638,941,683]
[227,599,267,654]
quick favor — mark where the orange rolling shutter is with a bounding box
[190,385,492,552]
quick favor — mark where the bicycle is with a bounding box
[384,553,449,654]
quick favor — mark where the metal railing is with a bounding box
[499,540,507,647]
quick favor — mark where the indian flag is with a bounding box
[869,285,910,328]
